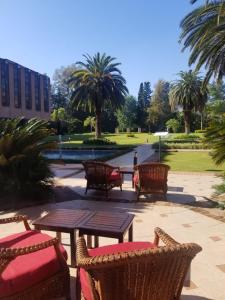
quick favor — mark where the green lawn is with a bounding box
[50,133,158,148]
[162,151,225,172]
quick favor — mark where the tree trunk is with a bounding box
[200,112,203,131]
[184,110,191,134]
[95,112,101,138]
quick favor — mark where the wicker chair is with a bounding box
[0,215,70,300]
[76,227,202,300]
[82,161,123,197]
[134,163,170,201]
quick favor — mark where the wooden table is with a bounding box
[78,211,134,248]
[33,208,135,266]
[33,209,93,267]
[120,167,135,188]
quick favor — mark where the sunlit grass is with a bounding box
[162,151,224,172]
[50,132,158,148]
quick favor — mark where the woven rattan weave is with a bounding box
[76,227,202,300]
[0,215,70,300]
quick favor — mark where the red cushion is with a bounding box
[80,241,156,300]
[133,174,139,186]
[109,171,121,181]
[0,230,67,297]
[110,171,121,181]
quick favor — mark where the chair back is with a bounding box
[136,163,170,193]
[77,237,202,300]
[82,161,114,185]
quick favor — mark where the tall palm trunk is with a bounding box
[184,110,191,134]
[200,112,203,131]
[95,111,101,138]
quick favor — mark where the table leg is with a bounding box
[70,230,76,267]
[94,236,99,248]
[128,224,133,242]
[118,236,124,243]
[56,232,62,242]
[87,235,92,248]
[132,173,134,188]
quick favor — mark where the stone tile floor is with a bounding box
[1,144,225,300]
[1,197,225,300]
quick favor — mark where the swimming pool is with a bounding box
[43,149,122,161]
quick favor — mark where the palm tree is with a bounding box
[169,70,207,134]
[204,118,225,165]
[69,53,128,138]
[0,118,56,196]
[180,1,225,87]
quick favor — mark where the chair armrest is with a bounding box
[76,236,91,262]
[0,215,31,230]
[154,227,179,247]
[0,237,61,258]
[0,238,67,273]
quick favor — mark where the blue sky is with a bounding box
[0,0,200,96]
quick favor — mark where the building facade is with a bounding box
[0,58,50,120]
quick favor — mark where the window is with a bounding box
[25,68,32,109]
[43,76,49,112]
[1,60,10,106]
[14,65,21,108]
[35,74,41,111]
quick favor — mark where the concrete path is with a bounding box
[108,143,154,167]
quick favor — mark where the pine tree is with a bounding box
[143,81,152,107]
[137,83,146,129]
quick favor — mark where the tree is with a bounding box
[169,70,208,134]
[50,107,66,135]
[84,116,95,132]
[68,53,128,138]
[143,82,152,107]
[116,96,137,131]
[51,64,77,110]
[180,1,225,87]
[137,82,151,129]
[0,118,56,196]
[147,80,171,131]
[208,82,225,102]
[205,118,225,165]
[166,118,180,133]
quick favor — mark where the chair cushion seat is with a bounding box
[109,171,121,182]
[0,230,67,297]
[133,174,139,186]
[80,241,156,300]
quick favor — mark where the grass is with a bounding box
[49,133,158,148]
[161,151,225,172]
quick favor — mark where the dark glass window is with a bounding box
[43,76,49,112]
[14,65,21,108]
[1,61,10,106]
[35,74,41,111]
[25,68,32,109]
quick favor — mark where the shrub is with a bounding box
[152,142,210,150]
[195,129,206,134]
[83,138,116,145]
[0,118,56,197]
[173,133,201,139]
[166,119,180,133]
[127,133,135,137]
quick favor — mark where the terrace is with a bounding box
[1,145,224,300]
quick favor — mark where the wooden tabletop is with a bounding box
[33,209,93,233]
[78,211,134,237]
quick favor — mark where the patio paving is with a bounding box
[0,145,224,299]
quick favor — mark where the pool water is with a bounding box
[43,149,120,161]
